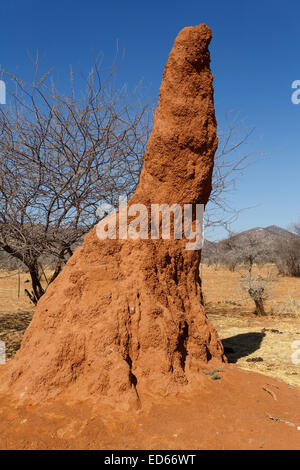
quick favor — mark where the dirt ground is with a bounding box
[0,269,35,360]
[0,365,300,450]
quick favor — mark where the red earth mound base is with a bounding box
[0,366,299,450]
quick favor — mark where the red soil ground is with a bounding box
[0,365,299,450]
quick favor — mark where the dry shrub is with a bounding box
[271,296,300,316]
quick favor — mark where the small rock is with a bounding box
[210,374,221,380]
[246,357,264,362]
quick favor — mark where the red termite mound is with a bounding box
[0,24,225,408]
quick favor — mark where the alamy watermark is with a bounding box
[0,80,6,105]
[291,340,300,365]
[96,196,204,250]
[0,340,6,364]
[291,80,300,104]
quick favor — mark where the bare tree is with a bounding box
[0,61,151,303]
[240,272,272,316]
[205,230,270,272]
[274,222,300,277]
[204,229,273,315]
[294,222,300,236]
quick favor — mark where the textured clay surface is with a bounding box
[0,24,225,408]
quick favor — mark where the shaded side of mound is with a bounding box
[0,24,225,408]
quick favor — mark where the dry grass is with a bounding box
[0,270,34,314]
[0,269,46,359]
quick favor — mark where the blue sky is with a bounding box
[0,0,299,240]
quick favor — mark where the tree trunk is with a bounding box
[248,288,267,316]
[253,298,266,316]
[28,265,45,303]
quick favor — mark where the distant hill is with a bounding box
[202,225,299,263]
[224,225,296,245]
[205,225,296,246]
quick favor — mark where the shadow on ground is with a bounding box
[222,332,266,363]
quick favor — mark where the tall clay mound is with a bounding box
[0,24,225,407]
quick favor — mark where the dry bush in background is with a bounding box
[271,296,300,316]
[240,272,272,316]
[274,223,300,277]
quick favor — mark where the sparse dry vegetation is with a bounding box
[201,262,300,387]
